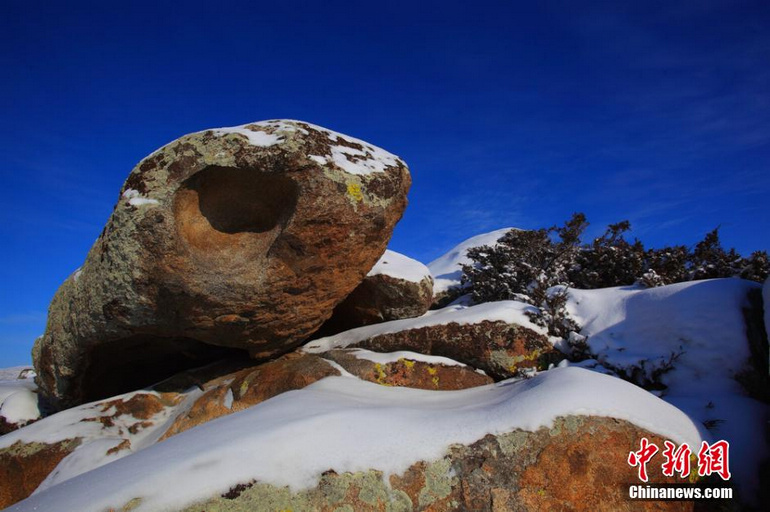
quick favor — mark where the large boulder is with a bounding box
[182,416,697,512]
[33,120,410,408]
[317,250,434,336]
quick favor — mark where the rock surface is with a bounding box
[323,348,492,390]
[33,120,411,408]
[318,250,434,336]
[0,389,184,508]
[181,416,699,512]
[160,352,340,439]
[307,318,560,381]
[0,348,489,506]
[0,439,80,510]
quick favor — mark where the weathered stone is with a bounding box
[160,352,340,439]
[33,120,410,408]
[0,439,80,509]
[0,388,186,508]
[318,250,434,336]
[180,416,708,511]
[314,320,561,381]
[323,349,492,390]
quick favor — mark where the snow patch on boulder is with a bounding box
[367,249,431,283]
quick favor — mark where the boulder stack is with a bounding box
[33,120,410,408]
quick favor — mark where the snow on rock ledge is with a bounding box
[5,367,706,512]
[306,300,556,380]
[317,250,434,336]
[307,300,546,353]
[367,249,432,283]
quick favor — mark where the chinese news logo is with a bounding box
[628,438,731,482]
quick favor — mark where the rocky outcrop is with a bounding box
[33,120,411,409]
[181,416,699,512]
[318,250,434,336]
[160,352,340,439]
[323,348,492,390]
[162,348,490,439]
[0,388,185,508]
[305,313,561,381]
[0,439,81,510]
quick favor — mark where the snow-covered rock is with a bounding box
[317,250,434,336]
[565,278,767,501]
[305,300,559,380]
[34,120,411,409]
[0,367,40,434]
[4,367,706,512]
[427,227,514,300]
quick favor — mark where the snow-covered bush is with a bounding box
[570,220,646,289]
[461,213,586,337]
[460,214,768,336]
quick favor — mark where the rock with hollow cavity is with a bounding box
[34,120,410,408]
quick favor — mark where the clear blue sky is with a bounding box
[1,1,768,366]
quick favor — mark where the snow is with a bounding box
[348,348,466,367]
[6,367,705,512]
[209,120,403,176]
[428,227,515,295]
[367,249,431,283]
[0,387,203,491]
[564,278,767,499]
[0,366,34,381]
[223,389,234,410]
[0,387,39,424]
[122,189,159,206]
[212,126,283,147]
[303,299,546,354]
[0,367,40,425]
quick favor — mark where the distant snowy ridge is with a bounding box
[428,227,515,295]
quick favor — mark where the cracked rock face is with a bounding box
[33,120,410,409]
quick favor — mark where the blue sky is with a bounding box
[1,1,768,366]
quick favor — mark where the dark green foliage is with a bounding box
[460,213,768,337]
[570,221,646,289]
